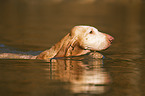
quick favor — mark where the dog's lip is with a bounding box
[108,37,114,44]
[109,39,113,44]
[106,34,114,43]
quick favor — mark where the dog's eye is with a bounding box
[89,31,93,34]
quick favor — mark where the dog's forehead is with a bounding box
[75,26,98,32]
[71,26,98,37]
[77,26,93,29]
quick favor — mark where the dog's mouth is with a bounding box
[109,39,113,43]
[108,36,114,44]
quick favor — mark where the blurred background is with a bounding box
[0,0,144,51]
[0,0,145,96]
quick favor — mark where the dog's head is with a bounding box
[70,25,114,51]
[37,25,114,60]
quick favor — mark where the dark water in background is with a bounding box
[0,0,145,96]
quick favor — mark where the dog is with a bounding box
[0,25,114,61]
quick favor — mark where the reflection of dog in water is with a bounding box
[47,57,111,94]
[0,25,114,61]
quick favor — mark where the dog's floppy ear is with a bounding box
[36,33,79,60]
[55,32,90,57]
[53,33,80,57]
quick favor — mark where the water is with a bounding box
[0,0,145,96]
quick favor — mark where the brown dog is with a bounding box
[0,25,114,61]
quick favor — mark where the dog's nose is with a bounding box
[106,34,114,43]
